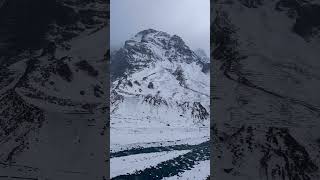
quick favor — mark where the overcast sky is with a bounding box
[111,0,210,55]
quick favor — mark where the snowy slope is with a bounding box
[162,160,210,180]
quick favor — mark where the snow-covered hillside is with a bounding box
[110,29,210,179]
[0,0,109,179]
[212,0,320,179]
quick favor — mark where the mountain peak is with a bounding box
[112,29,204,79]
[129,28,171,43]
[136,28,159,36]
[124,29,192,56]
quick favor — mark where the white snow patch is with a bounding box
[162,160,210,180]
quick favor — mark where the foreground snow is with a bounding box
[111,150,190,178]
[162,160,210,180]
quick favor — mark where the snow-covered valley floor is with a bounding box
[110,114,209,179]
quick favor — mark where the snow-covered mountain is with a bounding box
[212,0,320,179]
[0,0,109,179]
[110,29,210,179]
[111,29,209,119]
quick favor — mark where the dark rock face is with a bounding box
[275,0,320,40]
[56,59,73,82]
[137,29,158,37]
[80,90,85,95]
[110,48,131,80]
[147,82,154,89]
[175,101,209,122]
[167,35,194,60]
[75,60,99,77]
[201,63,210,74]
[143,94,168,107]
[173,66,187,87]
[191,102,209,121]
[93,85,104,97]
[133,80,141,86]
